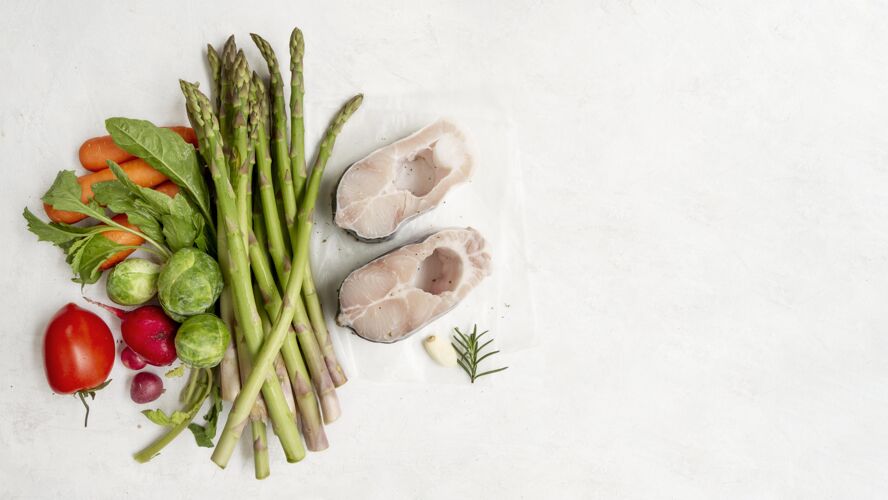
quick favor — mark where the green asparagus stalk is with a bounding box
[217,230,240,402]
[219,36,237,142]
[283,27,348,387]
[251,33,297,231]
[303,269,347,386]
[207,44,222,114]
[288,28,307,203]
[230,50,253,251]
[248,73,312,433]
[250,86,340,423]
[212,94,362,468]
[249,71,340,423]
[233,324,271,479]
[250,73,291,282]
[181,81,304,465]
[250,208,332,448]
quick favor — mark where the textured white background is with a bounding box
[2,1,888,498]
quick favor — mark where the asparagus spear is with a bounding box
[284,27,348,387]
[207,44,222,114]
[250,84,341,421]
[288,28,307,202]
[181,81,304,464]
[250,73,291,282]
[212,94,362,468]
[233,324,270,479]
[251,209,332,448]
[219,36,237,142]
[251,33,297,231]
[230,50,253,251]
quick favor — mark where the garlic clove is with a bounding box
[423,334,458,367]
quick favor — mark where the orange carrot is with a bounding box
[79,126,198,171]
[154,180,180,198]
[99,214,145,270]
[44,159,168,224]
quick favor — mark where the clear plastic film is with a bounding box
[306,91,535,383]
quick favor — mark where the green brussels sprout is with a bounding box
[106,258,161,306]
[157,248,223,318]
[175,313,231,368]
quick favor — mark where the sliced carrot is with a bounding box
[79,126,198,171]
[154,180,180,198]
[44,158,168,224]
[99,214,145,270]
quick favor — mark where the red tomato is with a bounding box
[44,303,115,394]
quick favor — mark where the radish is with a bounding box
[130,372,164,403]
[121,347,148,370]
[85,298,178,366]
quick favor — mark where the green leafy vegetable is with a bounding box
[93,161,207,252]
[36,170,170,260]
[41,171,106,219]
[187,384,222,448]
[23,208,129,284]
[452,325,509,383]
[105,117,213,228]
[141,409,191,427]
[165,366,185,378]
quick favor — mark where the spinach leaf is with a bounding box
[105,117,213,227]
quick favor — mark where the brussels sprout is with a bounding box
[175,313,231,368]
[106,258,161,306]
[157,248,223,318]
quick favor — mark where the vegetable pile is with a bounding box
[25,27,358,478]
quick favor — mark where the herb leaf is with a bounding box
[452,325,508,383]
[142,409,173,427]
[23,208,128,284]
[70,234,128,284]
[40,171,105,220]
[23,208,90,245]
[186,384,222,448]
[105,117,213,227]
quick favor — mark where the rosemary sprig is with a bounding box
[452,325,508,383]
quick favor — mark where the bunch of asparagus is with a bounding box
[180,28,360,478]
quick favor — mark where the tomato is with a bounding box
[44,303,115,394]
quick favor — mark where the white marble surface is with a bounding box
[3,1,888,498]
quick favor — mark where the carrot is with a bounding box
[44,158,168,224]
[154,180,180,198]
[99,214,144,270]
[79,126,198,171]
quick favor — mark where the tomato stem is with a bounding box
[74,379,112,427]
[76,391,91,427]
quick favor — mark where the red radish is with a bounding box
[121,347,147,370]
[130,372,164,403]
[85,298,178,366]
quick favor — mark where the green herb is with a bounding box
[141,409,191,427]
[91,161,210,254]
[134,368,214,463]
[187,384,222,448]
[24,208,133,284]
[35,170,170,259]
[165,366,185,378]
[105,117,213,229]
[452,325,508,383]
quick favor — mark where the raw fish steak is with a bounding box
[334,120,472,241]
[337,228,491,343]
